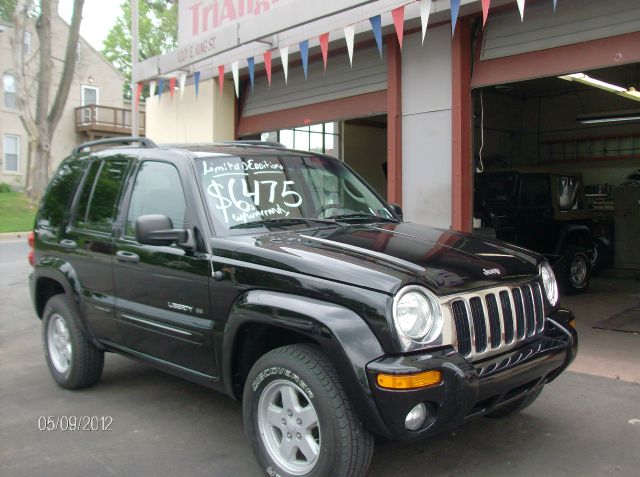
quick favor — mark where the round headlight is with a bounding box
[393,287,443,343]
[540,261,559,306]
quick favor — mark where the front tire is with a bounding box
[243,344,374,477]
[557,245,590,294]
[42,295,104,389]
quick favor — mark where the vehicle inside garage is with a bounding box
[472,62,640,292]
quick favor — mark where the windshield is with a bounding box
[197,155,394,233]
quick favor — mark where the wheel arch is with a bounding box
[222,290,391,437]
[554,225,593,254]
[32,264,81,318]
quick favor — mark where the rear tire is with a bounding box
[243,344,374,477]
[486,386,544,418]
[557,245,590,294]
[42,295,104,389]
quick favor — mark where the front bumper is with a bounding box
[366,309,578,440]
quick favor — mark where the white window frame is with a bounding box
[3,73,17,110]
[23,31,31,55]
[81,84,99,106]
[81,85,99,123]
[3,134,20,173]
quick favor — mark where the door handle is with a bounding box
[116,250,139,263]
[59,239,77,250]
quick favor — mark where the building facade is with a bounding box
[141,0,640,236]
[0,13,127,189]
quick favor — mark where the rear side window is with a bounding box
[519,176,550,208]
[74,159,129,233]
[37,159,86,233]
[125,161,187,236]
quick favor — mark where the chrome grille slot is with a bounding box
[532,283,544,331]
[485,294,501,349]
[469,297,487,353]
[451,300,472,357]
[512,288,526,340]
[447,280,546,361]
[499,291,514,344]
[521,285,536,337]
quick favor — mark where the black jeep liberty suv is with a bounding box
[29,138,578,477]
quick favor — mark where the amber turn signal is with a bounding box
[569,319,577,328]
[377,370,442,390]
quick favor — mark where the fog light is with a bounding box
[405,403,427,431]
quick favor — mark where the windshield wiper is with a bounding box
[331,213,399,223]
[230,218,339,229]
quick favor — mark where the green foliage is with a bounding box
[0,192,36,232]
[102,0,177,98]
[0,182,12,193]
[0,0,16,22]
[0,0,37,22]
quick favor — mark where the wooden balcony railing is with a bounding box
[75,105,146,136]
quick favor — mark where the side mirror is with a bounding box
[135,214,188,247]
[390,203,403,221]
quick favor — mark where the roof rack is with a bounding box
[220,140,286,148]
[73,137,157,155]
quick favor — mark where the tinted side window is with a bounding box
[126,161,187,236]
[520,176,550,208]
[75,159,129,233]
[37,159,86,233]
[75,160,101,223]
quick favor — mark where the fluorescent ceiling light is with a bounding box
[577,111,640,125]
[559,73,640,102]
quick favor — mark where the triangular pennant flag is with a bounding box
[481,0,490,27]
[178,73,187,98]
[299,40,309,79]
[149,80,156,98]
[553,0,557,11]
[344,25,355,66]
[319,33,329,72]
[247,57,255,91]
[419,0,432,44]
[218,65,225,96]
[157,78,164,98]
[264,50,272,86]
[280,47,289,83]
[391,6,405,50]
[194,71,200,98]
[169,77,176,100]
[135,82,143,111]
[369,15,382,57]
[450,0,460,36]
[517,0,525,21]
[231,61,239,98]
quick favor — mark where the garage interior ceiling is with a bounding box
[485,63,640,103]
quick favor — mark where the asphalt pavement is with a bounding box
[1,240,639,477]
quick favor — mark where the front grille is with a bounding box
[449,281,546,360]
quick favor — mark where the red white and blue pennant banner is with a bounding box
[145,1,559,101]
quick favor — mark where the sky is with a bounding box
[58,0,123,51]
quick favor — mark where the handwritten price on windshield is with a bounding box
[207,178,302,223]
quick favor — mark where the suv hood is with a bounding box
[213,222,542,296]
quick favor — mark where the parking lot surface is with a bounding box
[1,240,639,477]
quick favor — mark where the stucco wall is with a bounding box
[401,26,453,229]
[145,77,235,144]
[0,16,124,189]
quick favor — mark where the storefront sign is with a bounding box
[179,0,293,46]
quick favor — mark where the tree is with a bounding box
[0,0,17,22]
[11,0,85,199]
[102,0,177,98]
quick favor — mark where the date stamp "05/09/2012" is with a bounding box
[37,416,113,431]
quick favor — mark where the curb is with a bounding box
[0,231,30,242]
